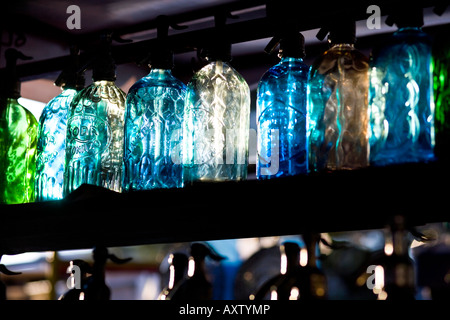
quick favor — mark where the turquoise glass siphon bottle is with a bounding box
[308,21,370,172]
[123,16,187,191]
[368,7,434,165]
[0,49,38,204]
[257,30,309,179]
[64,35,126,195]
[183,16,250,183]
[35,48,85,201]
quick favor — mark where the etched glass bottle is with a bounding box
[0,49,38,204]
[123,18,186,191]
[64,37,126,195]
[369,8,434,165]
[257,31,309,179]
[308,21,369,172]
[35,50,85,201]
[183,42,250,182]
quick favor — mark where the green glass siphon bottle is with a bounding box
[432,4,450,162]
[0,49,38,204]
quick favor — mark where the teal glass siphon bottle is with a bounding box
[307,21,370,172]
[183,34,250,182]
[257,31,309,179]
[64,35,126,195]
[35,48,85,201]
[368,7,435,165]
[0,49,38,204]
[123,17,187,190]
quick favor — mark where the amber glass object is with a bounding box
[308,21,369,172]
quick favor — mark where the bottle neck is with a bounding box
[396,26,423,34]
[148,68,173,77]
[93,80,116,87]
[279,56,304,67]
[330,43,355,50]
[392,229,410,257]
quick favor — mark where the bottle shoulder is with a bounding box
[192,61,246,81]
[259,60,309,84]
[372,30,431,61]
[310,46,369,75]
[73,81,126,106]
[40,89,78,118]
[2,99,38,128]
[128,73,187,94]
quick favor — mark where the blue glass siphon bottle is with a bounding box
[257,30,309,179]
[123,16,187,190]
[35,47,85,201]
[369,7,435,165]
[308,21,370,172]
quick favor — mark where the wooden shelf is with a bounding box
[1,161,448,254]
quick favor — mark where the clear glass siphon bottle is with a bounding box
[368,7,434,165]
[124,16,187,190]
[308,21,370,172]
[256,31,309,179]
[183,35,250,183]
[0,49,38,204]
[64,35,126,195]
[35,48,85,201]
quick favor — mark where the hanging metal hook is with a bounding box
[0,30,27,48]
[0,254,21,276]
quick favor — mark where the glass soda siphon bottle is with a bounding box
[124,16,187,191]
[368,6,435,165]
[256,28,309,179]
[35,46,85,201]
[307,20,370,172]
[381,217,416,300]
[0,49,38,204]
[64,34,127,195]
[431,4,450,162]
[183,12,251,183]
[169,242,225,300]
